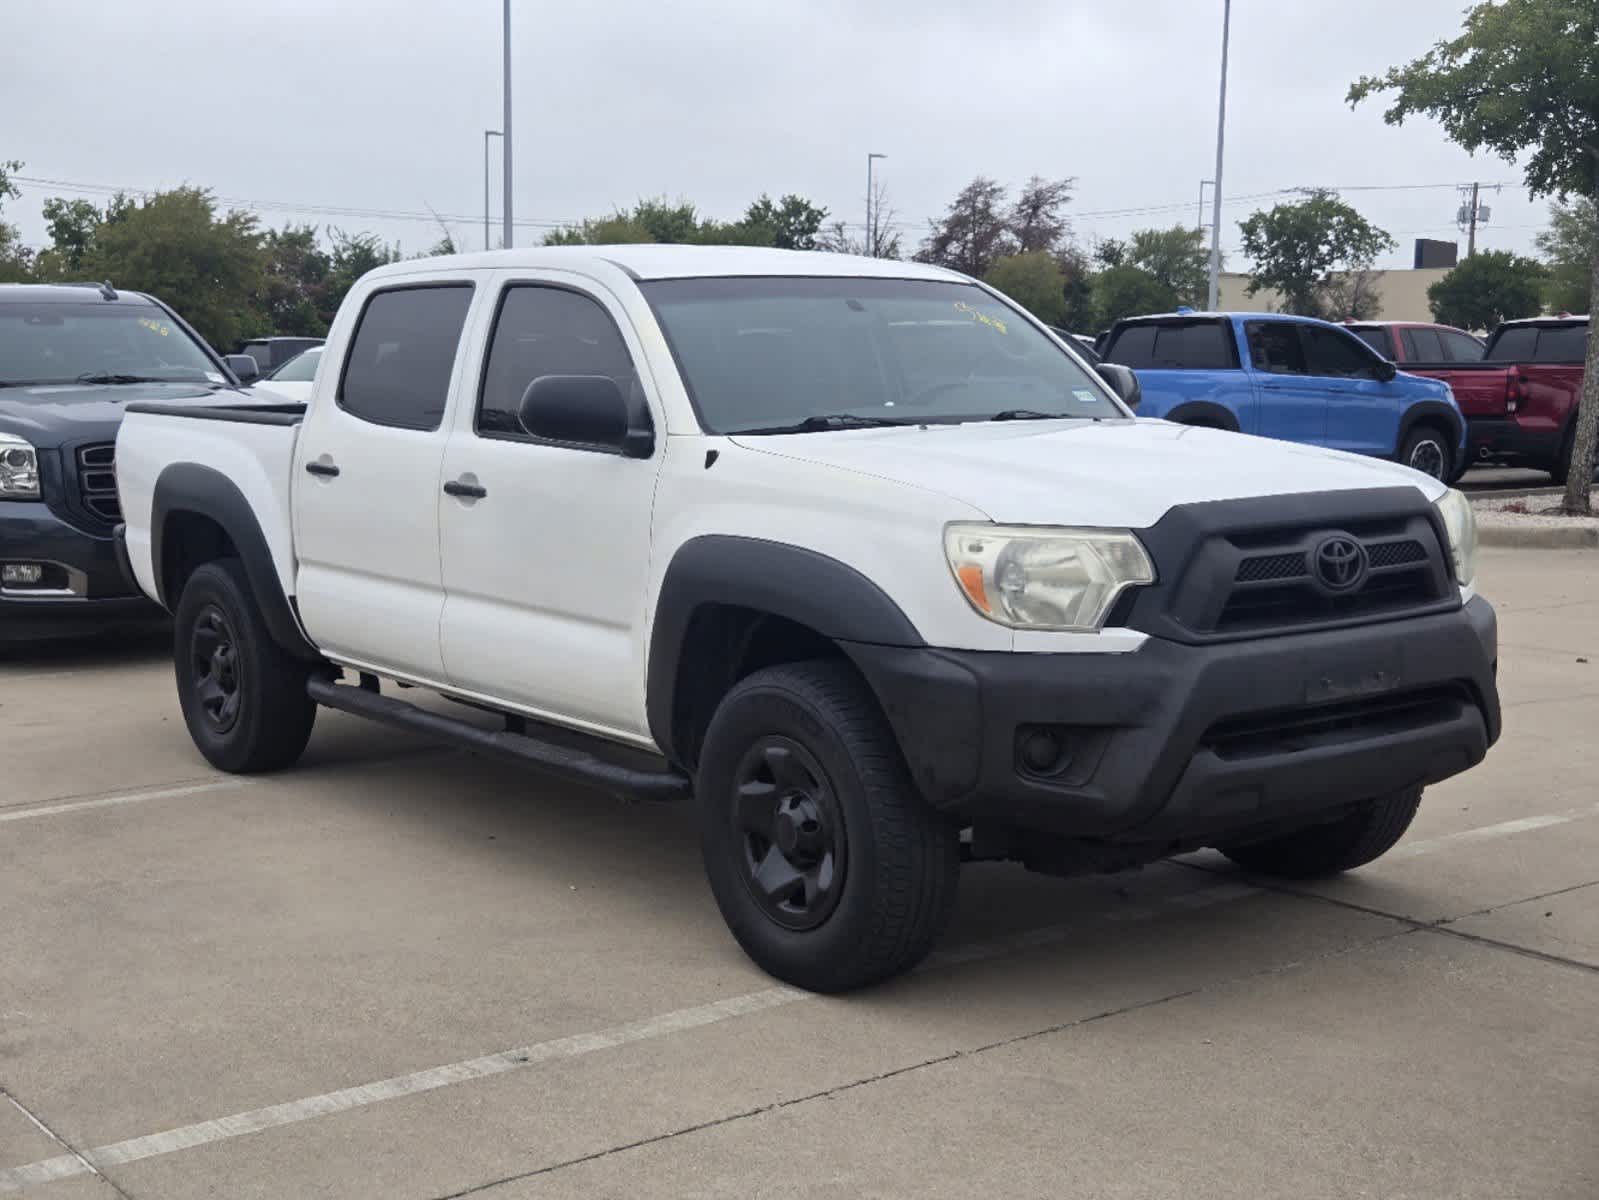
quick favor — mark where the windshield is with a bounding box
[0,301,218,386]
[269,347,322,381]
[640,277,1121,434]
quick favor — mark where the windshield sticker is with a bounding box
[1072,388,1099,404]
[953,301,1007,335]
[205,371,226,383]
[137,317,174,337]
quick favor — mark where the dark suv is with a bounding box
[0,283,258,641]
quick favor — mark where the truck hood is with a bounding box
[732,418,1444,528]
[0,382,239,449]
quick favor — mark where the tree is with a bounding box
[1349,0,1599,510]
[1427,251,1547,330]
[1092,265,1177,328]
[260,225,331,337]
[1008,176,1074,254]
[322,229,399,319]
[1237,190,1396,319]
[1127,225,1210,309]
[985,251,1068,325]
[917,176,1014,277]
[0,159,33,283]
[816,180,903,259]
[80,187,266,350]
[1536,196,1597,314]
[1058,247,1097,332]
[35,197,102,278]
[740,194,827,251]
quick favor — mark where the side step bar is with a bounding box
[307,677,691,803]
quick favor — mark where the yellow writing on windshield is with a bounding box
[137,318,173,337]
[953,301,1007,335]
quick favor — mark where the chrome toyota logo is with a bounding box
[1314,535,1367,592]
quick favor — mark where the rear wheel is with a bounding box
[697,660,959,992]
[1216,786,1422,879]
[1400,425,1453,482]
[174,559,317,773]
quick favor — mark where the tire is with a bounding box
[1400,425,1453,482]
[1217,786,1422,879]
[697,660,959,992]
[173,558,317,773]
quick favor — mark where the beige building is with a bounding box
[1217,268,1451,323]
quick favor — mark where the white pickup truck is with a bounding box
[115,246,1501,991]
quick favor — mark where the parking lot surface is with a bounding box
[2,545,1596,1198]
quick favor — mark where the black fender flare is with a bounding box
[1395,401,1464,462]
[645,535,925,761]
[1165,401,1240,432]
[151,462,320,660]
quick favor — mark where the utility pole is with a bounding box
[1207,0,1231,311]
[866,153,886,257]
[502,0,513,249]
[484,130,502,251]
[1467,180,1480,257]
[1198,179,1214,234]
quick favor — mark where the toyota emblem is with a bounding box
[1314,535,1367,592]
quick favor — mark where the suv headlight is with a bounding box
[944,523,1155,630]
[0,434,40,500]
[1434,487,1477,586]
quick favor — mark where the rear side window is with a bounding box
[1246,322,1307,375]
[339,285,474,431]
[1486,326,1537,361]
[477,285,639,439]
[1536,324,1588,362]
[1440,330,1485,362]
[1350,327,1394,359]
[1400,327,1445,362]
[1105,321,1236,369]
[1303,325,1379,378]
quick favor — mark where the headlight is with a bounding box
[1434,487,1477,586]
[0,434,40,500]
[944,523,1155,630]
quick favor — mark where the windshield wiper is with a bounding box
[989,409,1069,421]
[77,372,170,385]
[730,412,920,435]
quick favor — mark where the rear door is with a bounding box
[292,280,477,680]
[1245,320,1325,445]
[1300,323,1399,457]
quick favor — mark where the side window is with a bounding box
[1302,325,1378,379]
[1485,326,1537,361]
[1400,327,1445,362]
[1153,321,1236,369]
[1246,322,1307,375]
[339,285,474,431]
[1440,330,1485,362]
[1536,324,1588,362]
[1350,327,1394,359]
[477,285,640,440]
[1103,324,1156,368]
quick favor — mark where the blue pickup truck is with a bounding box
[1100,311,1467,481]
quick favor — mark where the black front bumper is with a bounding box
[846,597,1499,846]
[0,504,164,641]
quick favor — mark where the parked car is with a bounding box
[0,282,264,642]
[1100,311,1468,481]
[237,336,323,377]
[252,346,322,404]
[1371,316,1589,482]
[1344,320,1486,365]
[116,247,1499,991]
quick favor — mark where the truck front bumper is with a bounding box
[0,505,164,642]
[845,596,1498,847]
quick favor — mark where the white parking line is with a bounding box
[1393,802,1599,859]
[0,780,249,825]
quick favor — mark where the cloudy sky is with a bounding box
[6,0,1551,268]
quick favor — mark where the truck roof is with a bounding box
[1495,314,1589,327]
[361,244,966,283]
[0,283,156,305]
[1113,310,1332,324]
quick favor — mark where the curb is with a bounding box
[1478,522,1599,550]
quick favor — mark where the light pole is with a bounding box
[502,0,513,249]
[1197,179,1214,234]
[1206,0,1231,310]
[483,130,502,251]
[866,153,886,257]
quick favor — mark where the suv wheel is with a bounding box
[1401,426,1453,482]
[174,558,317,773]
[1217,786,1422,879]
[697,660,959,992]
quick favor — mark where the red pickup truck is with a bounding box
[1349,316,1590,483]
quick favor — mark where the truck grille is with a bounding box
[1217,534,1441,633]
[76,443,121,523]
[1202,685,1470,760]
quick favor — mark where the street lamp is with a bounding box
[502,0,513,248]
[1206,0,1231,310]
[484,130,503,251]
[866,153,887,257]
[1197,179,1215,234]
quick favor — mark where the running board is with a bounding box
[307,677,690,803]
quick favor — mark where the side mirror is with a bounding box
[224,354,260,383]
[518,374,654,457]
[1375,359,1398,382]
[1096,362,1141,410]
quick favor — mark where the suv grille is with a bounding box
[76,443,121,522]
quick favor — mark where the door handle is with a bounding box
[443,478,487,499]
[305,460,340,477]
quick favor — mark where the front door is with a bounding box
[293,281,477,681]
[1299,323,1399,457]
[1246,320,1325,445]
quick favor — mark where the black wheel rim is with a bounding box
[1408,439,1446,479]
[731,736,847,931]
[190,604,242,733]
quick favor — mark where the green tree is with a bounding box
[1536,196,1597,314]
[0,160,33,283]
[1058,247,1097,332]
[80,187,266,350]
[1007,176,1073,254]
[34,197,103,278]
[1237,190,1396,319]
[1127,225,1210,308]
[985,251,1067,325]
[1427,251,1547,330]
[259,225,331,337]
[739,194,828,250]
[1349,0,1599,509]
[1092,265,1177,328]
[916,176,1014,277]
[323,229,399,317]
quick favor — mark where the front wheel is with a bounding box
[1401,426,1454,482]
[1216,786,1422,879]
[697,660,959,993]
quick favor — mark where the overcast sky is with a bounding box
[6,0,1551,269]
